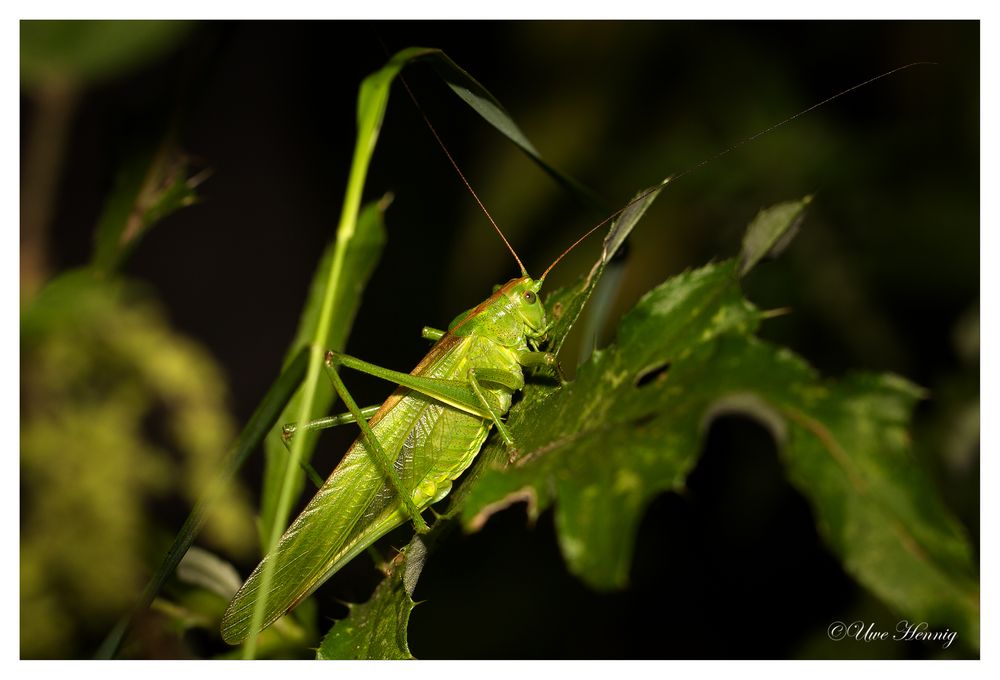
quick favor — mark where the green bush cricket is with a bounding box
[219,57,930,646]
[217,80,619,642]
[220,196,603,645]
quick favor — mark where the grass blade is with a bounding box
[243,46,437,659]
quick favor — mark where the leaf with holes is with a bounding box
[460,258,980,648]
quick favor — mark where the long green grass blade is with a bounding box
[257,197,389,549]
[252,46,600,652]
[244,46,438,659]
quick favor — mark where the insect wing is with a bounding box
[221,337,490,643]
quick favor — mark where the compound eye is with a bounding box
[523,290,537,304]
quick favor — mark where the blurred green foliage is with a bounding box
[21,20,191,89]
[21,273,255,658]
[20,20,252,659]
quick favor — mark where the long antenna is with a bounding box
[539,61,935,281]
[540,176,672,281]
[396,74,529,277]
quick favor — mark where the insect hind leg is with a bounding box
[323,358,430,534]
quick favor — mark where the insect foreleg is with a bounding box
[277,436,325,489]
[281,404,383,441]
[323,362,431,534]
[516,349,567,384]
[467,367,520,447]
[280,405,384,489]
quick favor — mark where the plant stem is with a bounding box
[21,80,77,301]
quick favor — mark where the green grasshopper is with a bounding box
[220,59,926,645]
[221,252,587,645]
[220,166,593,646]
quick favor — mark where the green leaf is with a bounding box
[424,52,605,211]
[739,195,812,276]
[459,256,979,648]
[316,543,424,660]
[778,372,980,647]
[246,47,439,657]
[462,259,760,580]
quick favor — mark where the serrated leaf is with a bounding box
[462,259,761,584]
[315,580,415,660]
[315,545,423,660]
[460,257,979,648]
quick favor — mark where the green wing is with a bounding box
[221,339,494,644]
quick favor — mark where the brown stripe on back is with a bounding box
[448,277,524,335]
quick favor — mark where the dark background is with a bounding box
[25,21,979,658]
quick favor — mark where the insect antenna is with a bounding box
[539,174,673,282]
[397,74,529,278]
[540,61,935,282]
